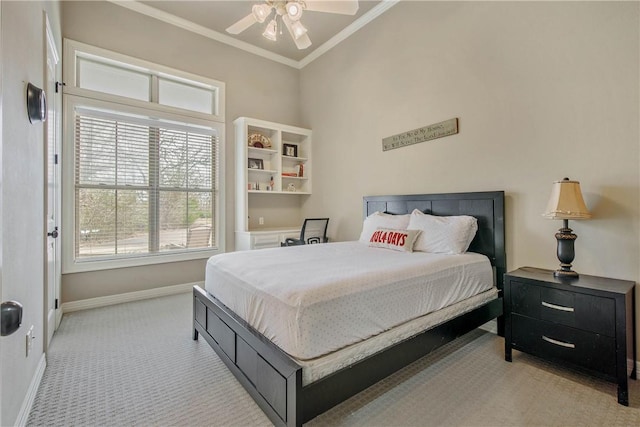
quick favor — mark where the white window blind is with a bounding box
[74,110,218,260]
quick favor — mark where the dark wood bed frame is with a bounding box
[193,191,506,426]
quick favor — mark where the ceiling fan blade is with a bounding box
[226,13,258,34]
[283,15,313,50]
[293,33,312,50]
[304,0,359,15]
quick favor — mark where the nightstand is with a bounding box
[504,267,636,406]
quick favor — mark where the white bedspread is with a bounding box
[205,241,493,360]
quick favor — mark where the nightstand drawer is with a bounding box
[510,280,615,336]
[511,314,616,377]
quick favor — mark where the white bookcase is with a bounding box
[234,117,312,250]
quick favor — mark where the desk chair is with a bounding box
[282,218,329,246]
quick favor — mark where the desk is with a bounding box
[235,228,300,251]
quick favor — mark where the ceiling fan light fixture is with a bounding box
[290,20,307,39]
[229,0,359,50]
[285,1,304,21]
[252,3,272,23]
[263,18,278,41]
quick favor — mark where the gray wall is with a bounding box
[60,1,303,302]
[1,1,62,425]
[300,2,639,340]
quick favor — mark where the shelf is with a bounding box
[249,190,311,195]
[281,155,308,162]
[248,168,278,174]
[249,147,277,155]
[235,117,312,248]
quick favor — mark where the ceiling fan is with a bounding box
[226,1,359,50]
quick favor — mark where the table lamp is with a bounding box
[542,177,592,278]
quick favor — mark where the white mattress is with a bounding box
[297,288,498,385]
[205,241,493,360]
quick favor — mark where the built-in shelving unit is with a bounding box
[235,117,312,250]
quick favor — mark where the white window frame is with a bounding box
[62,40,226,273]
[64,39,225,122]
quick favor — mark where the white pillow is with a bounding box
[368,228,421,253]
[359,212,411,243]
[408,209,478,254]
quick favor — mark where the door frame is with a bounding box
[0,0,4,422]
[43,12,61,351]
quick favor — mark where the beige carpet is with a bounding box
[28,292,640,426]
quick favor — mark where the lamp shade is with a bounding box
[262,19,278,41]
[543,178,592,220]
[286,1,303,21]
[252,4,271,23]
[290,20,308,39]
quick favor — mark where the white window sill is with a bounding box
[62,247,222,274]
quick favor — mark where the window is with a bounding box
[63,40,225,272]
[75,108,218,258]
[77,57,151,102]
[158,78,216,114]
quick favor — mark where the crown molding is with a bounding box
[107,0,300,68]
[107,0,399,69]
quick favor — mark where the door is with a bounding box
[44,16,61,348]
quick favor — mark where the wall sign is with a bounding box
[382,118,458,151]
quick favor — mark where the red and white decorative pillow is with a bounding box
[359,212,411,243]
[368,228,421,252]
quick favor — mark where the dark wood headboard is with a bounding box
[363,191,506,289]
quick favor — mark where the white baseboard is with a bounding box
[61,282,200,314]
[14,353,46,427]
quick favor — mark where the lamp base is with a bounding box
[554,220,579,279]
[553,267,579,278]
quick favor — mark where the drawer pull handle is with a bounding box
[541,301,574,312]
[542,335,575,349]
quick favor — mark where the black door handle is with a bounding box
[1,301,23,336]
[48,226,59,239]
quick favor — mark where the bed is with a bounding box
[193,191,506,426]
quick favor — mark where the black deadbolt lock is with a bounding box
[48,226,59,239]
